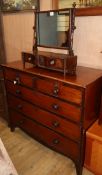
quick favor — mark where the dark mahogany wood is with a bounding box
[2,61,102,87]
[99,95,102,125]
[9,110,79,161]
[4,67,33,88]
[34,72,82,105]
[37,52,77,75]
[5,80,81,122]
[8,94,81,141]
[4,67,82,105]
[2,61,102,175]
[84,77,102,129]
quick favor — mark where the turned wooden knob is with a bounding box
[53,88,59,96]
[52,121,60,127]
[13,77,20,85]
[13,80,17,85]
[52,104,59,110]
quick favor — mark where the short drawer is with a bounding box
[6,81,81,122]
[10,110,79,161]
[8,94,81,141]
[3,68,33,88]
[4,68,82,105]
[35,78,82,105]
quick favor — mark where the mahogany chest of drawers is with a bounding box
[0,67,8,120]
[2,61,102,175]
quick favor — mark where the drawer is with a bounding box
[35,78,82,105]
[4,68,82,105]
[10,110,79,161]
[6,81,81,122]
[8,95,81,141]
[3,68,33,88]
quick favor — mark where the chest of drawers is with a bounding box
[0,67,8,120]
[2,61,102,175]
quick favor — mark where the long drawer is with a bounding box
[4,68,82,105]
[6,81,81,122]
[9,110,79,161]
[8,94,81,141]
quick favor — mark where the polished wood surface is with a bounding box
[2,61,102,87]
[8,94,81,141]
[6,81,81,122]
[0,118,93,175]
[35,52,77,75]
[2,60,102,175]
[99,95,102,125]
[10,110,79,160]
[0,69,8,120]
[4,67,83,104]
[84,120,102,175]
[0,70,4,118]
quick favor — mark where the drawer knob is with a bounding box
[49,59,55,65]
[53,88,59,96]
[52,104,59,110]
[16,90,21,94]
[13,77,20,85]
[17,104,23,109]
[53,139,60,145]
[52,121,60,127]
[53,82,59,96]
[13,80,17,85]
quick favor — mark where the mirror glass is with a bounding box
[36,10,70,49]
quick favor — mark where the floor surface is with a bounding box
[0,118,94,175]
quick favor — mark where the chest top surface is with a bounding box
[2,60,102,88]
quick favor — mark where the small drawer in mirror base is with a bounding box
[37,52,77,76]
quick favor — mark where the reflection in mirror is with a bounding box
[36,10,70,49]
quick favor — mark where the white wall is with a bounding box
[40,0,102,69]
[3,12,34,63]
[3,0,102,70]
[74,16,102,69]
[57,0,102,69]
[40,0,52,10]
